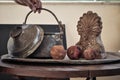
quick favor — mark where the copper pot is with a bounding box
[7,8,63,58]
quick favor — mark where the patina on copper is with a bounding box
[7,25,44,58]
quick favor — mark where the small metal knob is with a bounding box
[10,27,22,38]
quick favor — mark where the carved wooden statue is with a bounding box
[76,11,106,59]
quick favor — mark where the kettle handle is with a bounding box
[23,8,64,35]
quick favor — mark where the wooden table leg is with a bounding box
[86,77,96,80]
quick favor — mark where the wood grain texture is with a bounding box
[0,59,120,78]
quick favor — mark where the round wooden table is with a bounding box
[0,59,120,80]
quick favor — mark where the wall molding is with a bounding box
[0,1,120,5]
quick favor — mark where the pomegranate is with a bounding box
[67,45,82,60]
[50,45,66,60]
[83,48,102,60]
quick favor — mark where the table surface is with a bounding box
[0,59,120,78]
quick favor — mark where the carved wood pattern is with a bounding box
[76,11,106,59]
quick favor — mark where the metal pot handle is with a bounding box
[23,8,64,35]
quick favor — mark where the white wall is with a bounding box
[0,2,120,80]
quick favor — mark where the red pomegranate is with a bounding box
[83,48,102,60]
[67,45,82,60]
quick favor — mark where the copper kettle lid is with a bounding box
[7,25,44,58]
